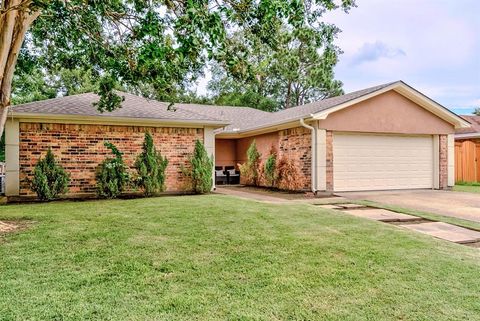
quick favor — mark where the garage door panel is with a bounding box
[333,133,433,191]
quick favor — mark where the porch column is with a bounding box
[433,135,440,189]
[5,119,20,196]
[203,127,216,190]
[315,123,327,191]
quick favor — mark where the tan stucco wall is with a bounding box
[215,139,237,168]
[318,91,455,134]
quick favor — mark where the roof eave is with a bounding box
[10,112,230,128]
[455,133,480,140]
[216,118,315,138]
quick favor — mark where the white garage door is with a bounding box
[333,133,434,191]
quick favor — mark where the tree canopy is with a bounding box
[0,0,356,136]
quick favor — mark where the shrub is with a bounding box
[30,148,69,201]
[238,140,262,186]
[183,140,213,194]
[96,142,130,198]
[276,156,304,191]
[263,145,277,188]
[134,132,168,196]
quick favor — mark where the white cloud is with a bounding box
[323,0,480,111]
[350,41,406,66]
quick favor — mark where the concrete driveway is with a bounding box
[337,190,480,223]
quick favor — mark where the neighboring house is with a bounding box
[454,115,480,183]
[3,80,469,200]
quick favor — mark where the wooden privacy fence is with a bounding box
[455,140,480,183]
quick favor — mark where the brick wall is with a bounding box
[278,127,311,190]
[19,123,203,196]
[439,134,448,189]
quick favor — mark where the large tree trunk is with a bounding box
[0,0,39,136]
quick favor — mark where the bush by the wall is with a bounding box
[30,148,69,201]
[134,132,168,196]
[263,145,277,188]
[96,142,130,198]
[276,156,304,191]
[183,140,213,194]
[238,140,262,186]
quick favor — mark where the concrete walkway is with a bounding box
[403,222,480,244]
[215,186,290,203]
[338,189,480,223]
[215,186,343,204]
[327,203,480,245]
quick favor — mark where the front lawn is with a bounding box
[0,196,479,320]
[453,184,480,194]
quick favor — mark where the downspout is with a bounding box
[300,118,317,194]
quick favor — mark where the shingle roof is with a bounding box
[12,92,226,124]
[12,81,401,131]
[176,104,270,132]
[456,115,480,134]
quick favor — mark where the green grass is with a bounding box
[0,196,479,321]
[453,184,480,194]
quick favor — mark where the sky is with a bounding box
[195,0,479,115]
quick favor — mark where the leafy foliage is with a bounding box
[183,140,213,194]
[6,1,355,110]
[207,24,345,110]
[96,142,130,199]
[30,148,70,201]
[12,66,97,105]
[276,156,305,191]
[134,132,168,196]
[473,108,480,116]
[238,140,262,186]
[263,146,278,187]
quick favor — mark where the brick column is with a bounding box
[326,131,334,192]
[439,134,448,189]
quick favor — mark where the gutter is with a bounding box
[455,133,480,140]
[299,118,317,194]
[10,112,230,128]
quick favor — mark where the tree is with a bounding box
[473,108,480,116]
[208,26,345,110]
[134,132,168,196]
[0,130,4,162]
[0,0,355,136]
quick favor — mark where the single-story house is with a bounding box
[3,80,469,199]
[454,115,480,183]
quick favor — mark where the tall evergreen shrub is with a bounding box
[30,148,69,201]
[238,140,262,186]
[96,142,129,198]
[134,132,168,196]
[184,140,213,194]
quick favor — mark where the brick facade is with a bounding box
[18,123,203,196]
[325,131,334,192]
[278,127,312,190]
[439,134,448,189]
